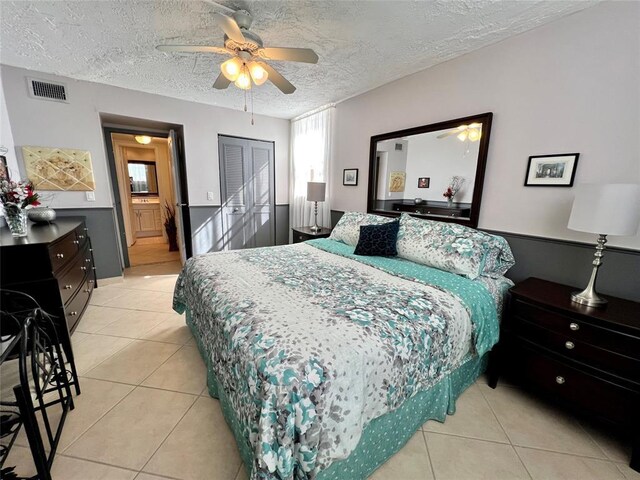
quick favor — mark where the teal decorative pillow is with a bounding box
[329,212,396,246]
[396,214,515,279]
[354,220,400,256]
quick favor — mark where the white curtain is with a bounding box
[290,107,333,229]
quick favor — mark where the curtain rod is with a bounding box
[291,103,336,122]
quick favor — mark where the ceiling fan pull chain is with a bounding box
[251,87,255,125]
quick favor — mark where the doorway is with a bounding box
[103,124,192,268]
[218,135,275,250]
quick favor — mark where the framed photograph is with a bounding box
[343,168,358,186]
[0,156,9,182]
[417,177,430,188]
[524,153,579,187]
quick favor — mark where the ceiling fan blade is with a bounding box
[259,62,296,94]
[258,47,318,64]
[436,130,459,139]
[212,73,232,90]
[213,12,246,44]
[156,45,231,55]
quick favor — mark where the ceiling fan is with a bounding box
[437,123,483,142]
[156,8,318,95]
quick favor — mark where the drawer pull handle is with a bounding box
[83,227,88,231]
[84,288,91,293]
[78,235,85,239]
[69,311,78,316]
[64,284,73,290]
[565,341,575,350]
[56,253,64,259]
[81,266,87,271]
[89,279,94,284]
[555,376,565,385]
[73,240,79,245]
[569,323,579,331]
[85,258,91,263]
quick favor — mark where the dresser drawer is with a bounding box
[48,233,80,272]
[513,318,640,384]
[58,245,90,304]
[65,275,94,332]
[512,340,639,424]
[74,223,89,248]
[512,299,640,360]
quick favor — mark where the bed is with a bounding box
[173,213,514,479]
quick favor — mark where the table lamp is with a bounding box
[567,183,640,307]
[307,182,326,232]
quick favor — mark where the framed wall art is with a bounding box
[525,153,579,187]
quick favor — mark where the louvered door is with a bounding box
[219,136,275,250]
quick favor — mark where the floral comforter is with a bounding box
[173,239,510,479]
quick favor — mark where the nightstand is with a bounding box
[489,277,640,472]
[292,226,332,244]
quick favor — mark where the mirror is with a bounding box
[367,112,492,228]
[128,160,158,195]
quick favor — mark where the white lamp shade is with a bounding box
[568,183,640,236]
[307,182,326,202]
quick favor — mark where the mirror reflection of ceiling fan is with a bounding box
[156,6,318,95]
[437,123,483,142]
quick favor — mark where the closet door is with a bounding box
[219,136,275,250]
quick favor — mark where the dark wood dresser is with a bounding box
[292,226,333,243]
[1,217,97,392]
[489,277,639,471]
[391,201,471,218]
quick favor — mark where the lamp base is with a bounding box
[571,290,608,308]
[309,224,321,233]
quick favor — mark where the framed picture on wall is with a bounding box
[343,169,358,186]
[418,177,430,188]
[0,156,9,182]
[525,153,579,187]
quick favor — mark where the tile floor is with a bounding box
[6,260,638,480]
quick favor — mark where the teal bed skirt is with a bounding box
[187,310,487,479]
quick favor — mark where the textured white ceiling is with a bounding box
[0,0,598,119]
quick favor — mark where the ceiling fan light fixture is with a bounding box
[221,57,243,81]
[248,62,268,86]
[467,128,481,142]
[457,131,468,142]
[135,135,152,145]
[234,65,252,90]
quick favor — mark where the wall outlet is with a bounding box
[85,191,96,202]
[207,191,214,201]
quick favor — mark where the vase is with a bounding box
[5,207,28,237]
[447,197,454,208]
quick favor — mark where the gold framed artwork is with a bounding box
[22,146,96,191]
[388,171,406,193]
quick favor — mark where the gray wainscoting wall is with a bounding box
[56,208,123,280]
[330,210,640,302]
[190,205,290,255]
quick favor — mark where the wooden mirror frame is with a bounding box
[367,112,493,228]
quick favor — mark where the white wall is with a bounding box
[403,132,479,203]
[332,2,640,249]
[376,139,407,200]
[0,74,19,176]
[1,66,290,209]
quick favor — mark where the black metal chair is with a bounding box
[1,290,77,480]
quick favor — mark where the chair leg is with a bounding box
[60,334,81,396]
[14,386,52,480]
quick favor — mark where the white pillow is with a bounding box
[330,212,396,246]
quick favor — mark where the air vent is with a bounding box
[27,77,68,103]
[395,143,403,151]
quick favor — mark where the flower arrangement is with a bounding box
[1,179,40,236]
[1,179,40,210]
[443,176,465,200]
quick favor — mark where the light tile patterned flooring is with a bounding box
[6,260,638,480]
